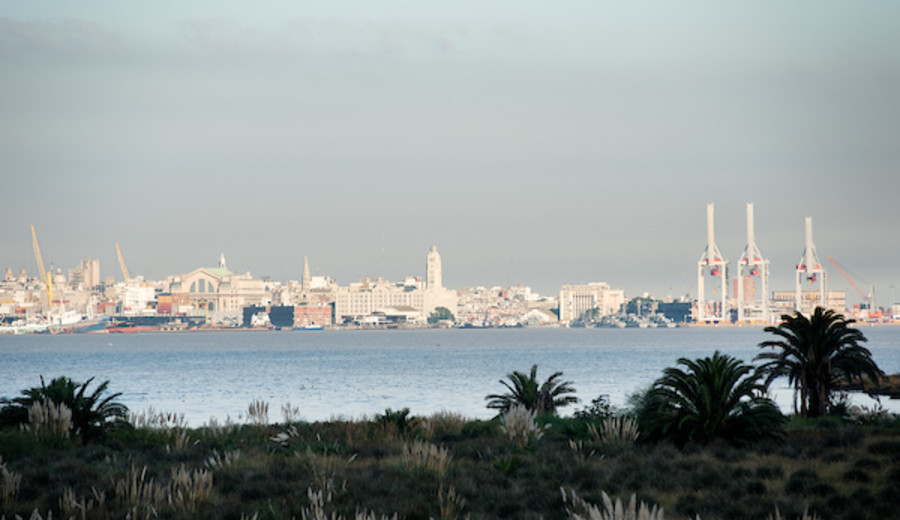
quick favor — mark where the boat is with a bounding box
[108,322,159,333]
[295,324,324,331]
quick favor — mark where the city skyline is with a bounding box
[2,2,899,304]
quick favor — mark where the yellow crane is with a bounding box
[115,243,131,284]
[30,225,54,306]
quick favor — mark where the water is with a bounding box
[2,327,898,426]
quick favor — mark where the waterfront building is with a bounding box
[334,277,424,323]
[169,254,268,320]
[333,245,457,324]
[558,282,625,324]
[422,245,458,318]
[772,290,845,316]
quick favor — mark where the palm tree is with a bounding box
[756,307,884,418]
[485,364,578,416]
[637,351,786,445]
[0,376,128,442]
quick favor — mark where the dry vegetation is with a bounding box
[2,401,899,520]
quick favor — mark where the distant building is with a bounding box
[423,245,458,318]
[333,245,457,324]
[558,282,625,323]
[170,254,268,317]
[68,258,100,290]
[772,290,845,315]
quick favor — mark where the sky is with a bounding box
[1,1,899,305]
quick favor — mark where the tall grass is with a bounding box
[588,416,640,448]
[23,400,72,441]
[401,440,452,480]
[246,399,269,426]
[1,456,22,508]
[113,464,212,517]
[500,404,544,447]
[58,486,105,520]
[561,488,666,520]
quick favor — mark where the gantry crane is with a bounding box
[30,225,54,307]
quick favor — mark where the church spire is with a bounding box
[302,255,311,291]
[219,253,227,270]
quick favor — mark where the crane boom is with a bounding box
[31,225,46,282]
[116,243,131,283]
[30,225,53,306]
[827,256,869,304]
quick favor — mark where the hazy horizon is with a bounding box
[2,1,899,304]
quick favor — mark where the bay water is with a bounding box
[2,327,898,426]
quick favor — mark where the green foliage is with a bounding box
[638,351,786,446]
[0,376,128,443]
[492,455,524,476]
[573,394,616,421]
[756,307,885,418]
[485,364,578,416]
[427,306,456,324]
[375,408,418,438]
[1,413,898,519]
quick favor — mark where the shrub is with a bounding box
[376,408,418,439]
[588,416,640,448]
[0,376,128,443]
[638,351,786,446]
[500,405,544,448]
[486,364,578,416]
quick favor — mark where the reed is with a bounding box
[58,486,105,520]
[401,440,452,480]
[168,465,213,513]
[500,404,544,448]
[201,415,240,438]
[281,402,302,425]
[561,488,666,520]
[114,464,168,518]
[589,416,640,448]
[23,400,72,441]
[246,399,269,426]
[568,439,597,462]
[1,456,22,508]
[300,483,399,520]
[437,485,469,520]
[204,449,241,470]
[420,410,466,441]
[127,407,186,431]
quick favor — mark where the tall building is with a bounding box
[426,245,442,289]
[67,258,100,290]
[559,282,625,323]
[302,255,311,292]
[333,245,457,323]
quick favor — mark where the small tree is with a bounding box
[638,351,786,446]
[756,307,884,417]
[427,306,455,325]
[0,376,128,442]
[486,365,578,416]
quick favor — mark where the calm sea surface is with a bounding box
[2,327,898,426]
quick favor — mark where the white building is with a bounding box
[169,254,269,318]
[333,245,457,324]
[559,282,625,323]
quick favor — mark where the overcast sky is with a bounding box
[2,1,898,304]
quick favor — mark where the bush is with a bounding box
[0,376,128,443]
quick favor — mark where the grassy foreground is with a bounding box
[1,408,899,520]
